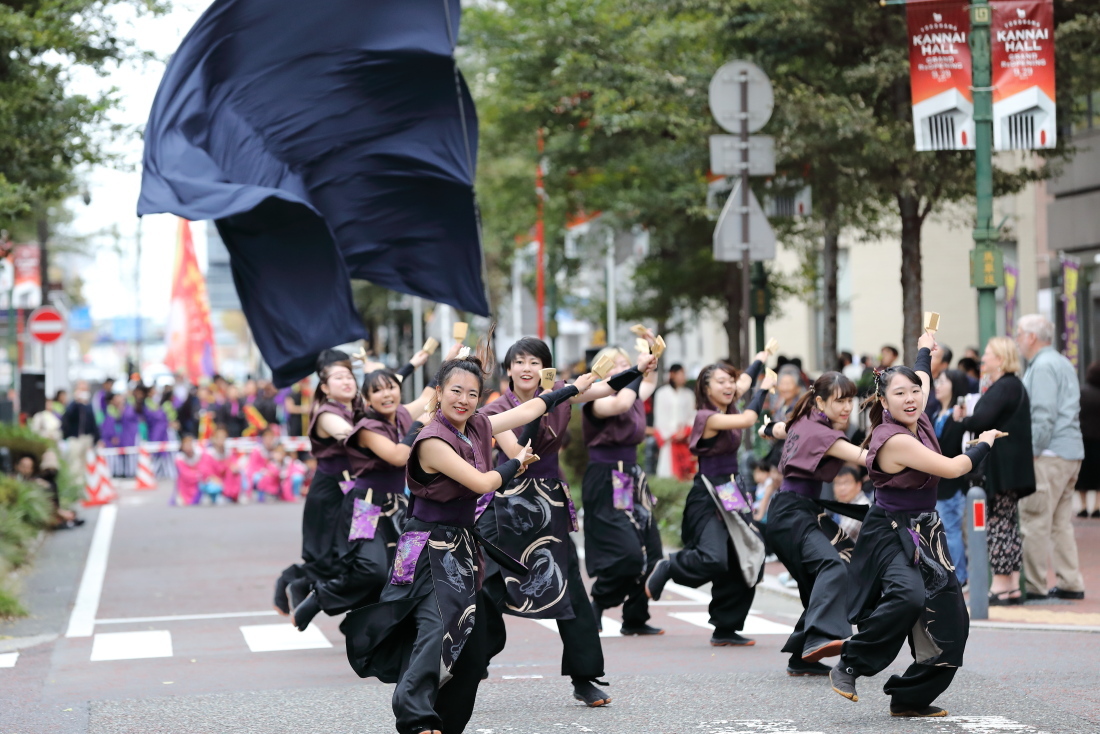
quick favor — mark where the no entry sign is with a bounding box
[28,306,66,344]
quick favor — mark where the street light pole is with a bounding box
[969,0,1001,348]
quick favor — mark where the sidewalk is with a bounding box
[757,515,1100,631]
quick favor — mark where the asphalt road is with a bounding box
[2,480,1098,734]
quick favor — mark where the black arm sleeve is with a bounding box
[914,347,933,381]
[396,362,416,380]
[744,389,768,416]
[959,378,1011,433]
[963,441,992,470]
[537,385,580,412]
[606,367,643,391]
[399,421,424,447]
[745,360,764,382]
[516,418,541,447]
[762,421,776,438]
[620,374,645,397]
[493,458,522,487]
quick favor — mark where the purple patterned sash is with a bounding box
[390,531,430,584]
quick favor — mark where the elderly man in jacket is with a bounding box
[1016,315,1086,600]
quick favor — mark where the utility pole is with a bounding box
[969,0,1002,349]
[738,69,752,366]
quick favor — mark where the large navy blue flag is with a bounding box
[138,0,486,386]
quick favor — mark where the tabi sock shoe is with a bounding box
[291,590,322,631]
[830,663,859,702]
[620,623,665,636]
[803,639,844,662]
[286,577,312,613]
[591,599,603,632]
[274,575,292,615]
[890,704,948,717]
[645,559,671,601]
[710,632,755,647]
[786,656,831,676]
[572,678,611,707]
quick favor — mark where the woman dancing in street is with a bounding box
[581,345,664,636]
[759,370,865,676]
[342,346,595,734]
[830,333,1001,717]
[479,336,657,707]
[645,358,776,648]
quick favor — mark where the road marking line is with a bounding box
[665,581,713,603]
[66,504,118,638]
[0,652,18,668]
[97,610,279,625]
[669,611,794,635]
[500,674,543,679]
[529,616,623,637]
[950,717,1046,732]
[698,721,823,733]
[90,630,173,662]
[240,623,331,652]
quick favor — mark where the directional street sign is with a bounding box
[713,181,776,263]
[708,61,774,134]
[709,135,776,177]
[28,306,66,344]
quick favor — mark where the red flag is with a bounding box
[166,219,218,384]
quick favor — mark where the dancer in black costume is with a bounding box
[830,331,1002,717]
[343,346,596,734]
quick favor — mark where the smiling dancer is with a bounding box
[645,357,775,648]
[758,370,866,676]
[479,337,657,707]
[343,344,597,734]
[582,344,664,636]
[274,349,364,615]
[289,362,435,630]
[830,333,1001,717]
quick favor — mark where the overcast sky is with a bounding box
[65,0,209,325]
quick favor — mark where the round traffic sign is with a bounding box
[708,60,774,134]
[28,306,66,344]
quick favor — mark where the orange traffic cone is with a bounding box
[83,452,118,506]
[135,446,156,491]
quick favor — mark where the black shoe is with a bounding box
[572,678,611,707]
[291,591,322,632]
[890,704,947,717]
[1079,509,1089,518]
[830,663,859,702]
[645,559,671,601]
[786,657,830,676]
[1049,586,1085,600]
[286,577,312,612]
[710,632,755,646]
[620,623,664,636]
[1025,590,1049,601]
[1092,510,1100,519]
[591,599,603,632]
[988,590,1023,606]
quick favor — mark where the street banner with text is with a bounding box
[165,219,217,384]
[907,0,974,151]
[991,0,1056,150]
[1004,263,1018,335]
[1061,259,1079,370]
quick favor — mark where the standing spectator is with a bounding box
[934,369,974,586]
[830,466,870,540]
[841,352,864,384]
[963,346,981,362]
[924,345,954,417]
[653,364,696,480]
[92,377,115,423]
[283,379,310,437]
[1077,361,1100,517]
[217,383,248,437]
[953,337,1034,604]
[878,345,899,369]
[957,357,981,393]
[1016,315,1086,601]
[101,392,139,477]
[62,381,100,484]
[762,368,803,465]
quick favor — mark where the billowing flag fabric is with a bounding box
[138,0,486,386]
[166,220,218,384]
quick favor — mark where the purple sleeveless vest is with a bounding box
[582,398,646,465]
[866,411,941,513]
[778,410,847,499]
[689,406,742,476]
[345,405,412,495]
[406,412,492,527]
[308,400,355,474]
[480,382,570,480]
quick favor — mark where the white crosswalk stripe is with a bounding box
[239,623,331,652]
[670,611,794,635]
[0,652,19,668]
[90,630,173,662]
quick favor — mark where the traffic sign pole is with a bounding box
[740,70,751,365]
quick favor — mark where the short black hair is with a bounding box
[835,466,861,484]
[882,345,899,357]
[938,345,954,364]
[669,363,684,373]
[750,457,773,473]
[957,357,979,375]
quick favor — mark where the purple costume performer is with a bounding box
[342,412,510,734]
[478,381,606,687]
[581,397,663,632]
[765,410,856,666]
[839,410,968,712]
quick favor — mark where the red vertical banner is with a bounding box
[165,219,218,384]
[907,0,974,151]
[991,0,1056,150]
